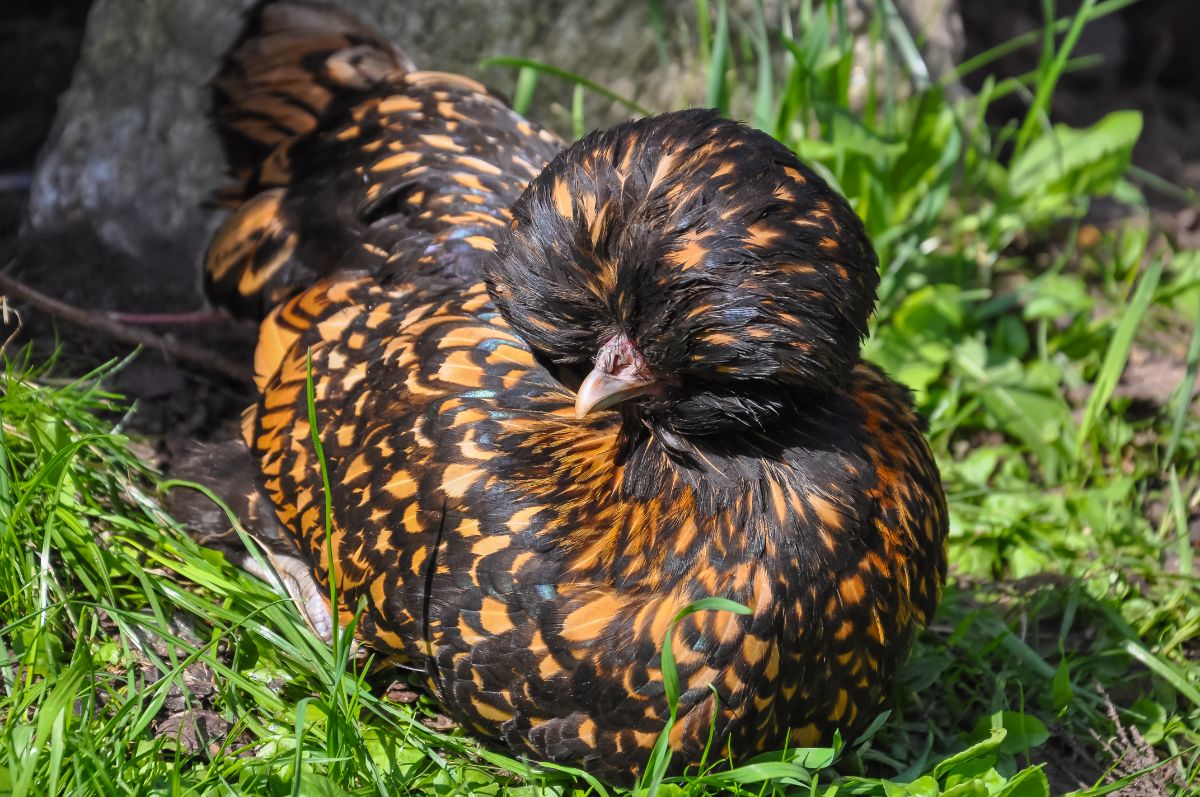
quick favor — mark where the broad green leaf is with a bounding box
[1010,111,1143,202]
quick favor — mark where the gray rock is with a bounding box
[28,0,255,282]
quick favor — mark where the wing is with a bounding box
[778,362,948,748]
[245,273,788,782]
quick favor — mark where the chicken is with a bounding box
[202,1,948,784]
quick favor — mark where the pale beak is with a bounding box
[574,367,661,418]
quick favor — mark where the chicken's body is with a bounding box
[205,3,948,784]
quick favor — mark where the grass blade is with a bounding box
[480,57,650,116]
[512,66,540,117]
[705,0,730,113]
[1013,0,1098,159]
[1163,303,1200,468]
[1074,257,1162,457]
[1122,640,1200,710]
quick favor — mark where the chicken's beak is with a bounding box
[574,368,661,418]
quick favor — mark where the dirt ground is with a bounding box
[0,0,256,456]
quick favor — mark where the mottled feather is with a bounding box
[203,2,948,786]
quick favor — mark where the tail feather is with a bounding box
[205,188,301,319]
[212,0,412,187]
[204,1,560,326]
[206,1,410,319]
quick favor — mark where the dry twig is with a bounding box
[0,267,251,383]
[1090,684,1181,796]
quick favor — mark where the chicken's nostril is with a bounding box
[595,332,647,373]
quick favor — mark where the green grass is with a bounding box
[3,0,1200,794]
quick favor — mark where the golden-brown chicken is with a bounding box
[203,1,948,784]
